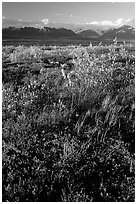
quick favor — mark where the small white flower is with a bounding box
[61,68,66,79]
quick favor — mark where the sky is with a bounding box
[2,2,135,28]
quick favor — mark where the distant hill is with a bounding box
[2,25,135,41]
[47,23,108,35]
[2,26,80,39]
[41,27,79,38]
[99,25,135,41]
[77,29,100,38]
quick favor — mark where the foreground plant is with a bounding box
[2,43,135,201]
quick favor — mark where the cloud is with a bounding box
[88,18,134,27]
[125,18,135,27]
[101,20,114,26]
[35,24,42,28]
[2,17,23,27]
[41,19,49,25]
[2,16,134,29]
[56,13,62,16]
[2,17,50,28]
[125,18,131,23]
[89,21,99,25]
[115,18,124,26]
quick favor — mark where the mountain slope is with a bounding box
[77,29,100,38]
[2,26,80,39]
[100,25,135,40]
[2,25,135,41]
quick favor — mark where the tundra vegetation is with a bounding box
[2,42,135,202]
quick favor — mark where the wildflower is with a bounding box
[61,68,66,79]
[113,37,117,45]
[102,95,111,110]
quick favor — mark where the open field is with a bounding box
[2,38,106,47]
[2,38,135,47]
[2,42,135,201]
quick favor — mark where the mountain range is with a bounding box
[2,24,135,41]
